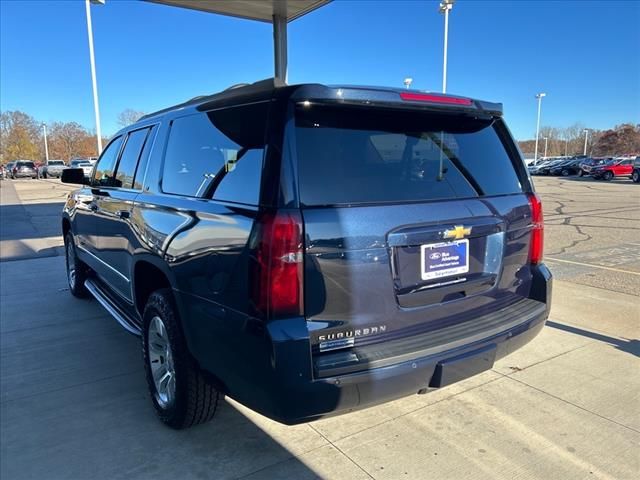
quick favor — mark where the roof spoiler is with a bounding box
[139,78,286,121]
[290,85,503,116]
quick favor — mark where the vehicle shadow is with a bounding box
[0,276,325,480]
[546,320,639,358]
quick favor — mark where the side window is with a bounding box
[93,136,123,187]
[114,128,150,189]
[162,103,267,201]
[132,125,157,190]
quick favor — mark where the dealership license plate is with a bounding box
[420,239,469,281]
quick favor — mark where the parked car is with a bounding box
[578,158,606,176]
[61,80,551,429]
[531,158,565,175]
[11,160,38,179]
[591,158,635,180]
[69,159,95,177]
[41,160,67,178]
[632,157,640,183]
[550,158,583,176]
[4,162,16,179]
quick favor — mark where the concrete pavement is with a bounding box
[0,177,638,479]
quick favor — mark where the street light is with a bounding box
[543,136,549,159]
[41,123,49,162]
[583,129,589,156]
[533,92,546,164]
[85,0,105,155]
[565,137,569,156]
[438,0,455,94]
[403,77,413,89]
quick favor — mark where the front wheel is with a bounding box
[603,171,614,181]
[632,171,640,183]
[142,289,219,429]
[561,169,570,176]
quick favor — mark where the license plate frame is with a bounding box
[420,239,469,281]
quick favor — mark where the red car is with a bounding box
[591,158,635,180]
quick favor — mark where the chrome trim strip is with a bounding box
[77,245,130,283]
[84,279,141,336]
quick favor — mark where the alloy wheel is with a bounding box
[66,240,76,290]
[148,316,176,408]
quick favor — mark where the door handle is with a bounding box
[118,210,131,219]
[89,203,98,212]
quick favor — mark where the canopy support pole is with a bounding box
[273,14,288,83]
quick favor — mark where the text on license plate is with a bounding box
[420,239,469,281]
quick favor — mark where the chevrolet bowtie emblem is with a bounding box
[443,225,472,240]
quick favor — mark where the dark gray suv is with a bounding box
[61,79,552,429]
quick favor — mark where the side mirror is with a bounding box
[61,168,89,185]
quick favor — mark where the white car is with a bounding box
[76,162,94,177]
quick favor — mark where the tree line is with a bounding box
[2,109,637,163]
[518,123,640,158]
[0,109,144,164]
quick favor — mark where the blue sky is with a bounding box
[1,0,639,139]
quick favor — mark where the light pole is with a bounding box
[85,0,104,155]
[41,123,49,162]
[403,77,413,89]
[543,137,549,159]
[534,93,546,164]
[583,129,589,156]
[565,137,569,156]
[439,0,455,94]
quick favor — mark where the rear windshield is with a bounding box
[294,106,524,206]
[49,161,65,165]
[17,162,35,168]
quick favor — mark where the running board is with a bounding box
[85,279,141,336]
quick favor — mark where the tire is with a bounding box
[632,170,640,183]
[64,232,90,298]
[142,289,219,429]
[603,171,614,181]
[561,169,570,176]
[578,170,584,177]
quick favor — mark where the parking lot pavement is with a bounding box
[1,177,639,479]
[0,179,75,261]
[532,176,640,295]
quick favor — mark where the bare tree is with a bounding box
[48,122,95,160]
[117,109,145,128]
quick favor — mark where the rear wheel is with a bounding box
[577,170,584,177]
[142,289,219,429]
[603,171,614,181]
[64,232,89,298]
[561,169,570,176]
[632,170,640,183]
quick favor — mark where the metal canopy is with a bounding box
[147,0,330,23]
[146,0,331,82]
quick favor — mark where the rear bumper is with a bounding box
[186,264,552,425]
[13,171,36,178]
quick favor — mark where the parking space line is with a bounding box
[544,257,640,275]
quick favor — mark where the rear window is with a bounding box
[294,106,524,206]
[49,161,65,166]
[17,162,35,168]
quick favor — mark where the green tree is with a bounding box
[0,111,40,161]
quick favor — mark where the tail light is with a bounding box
[251,211,304,318]
[527,193,544,265]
